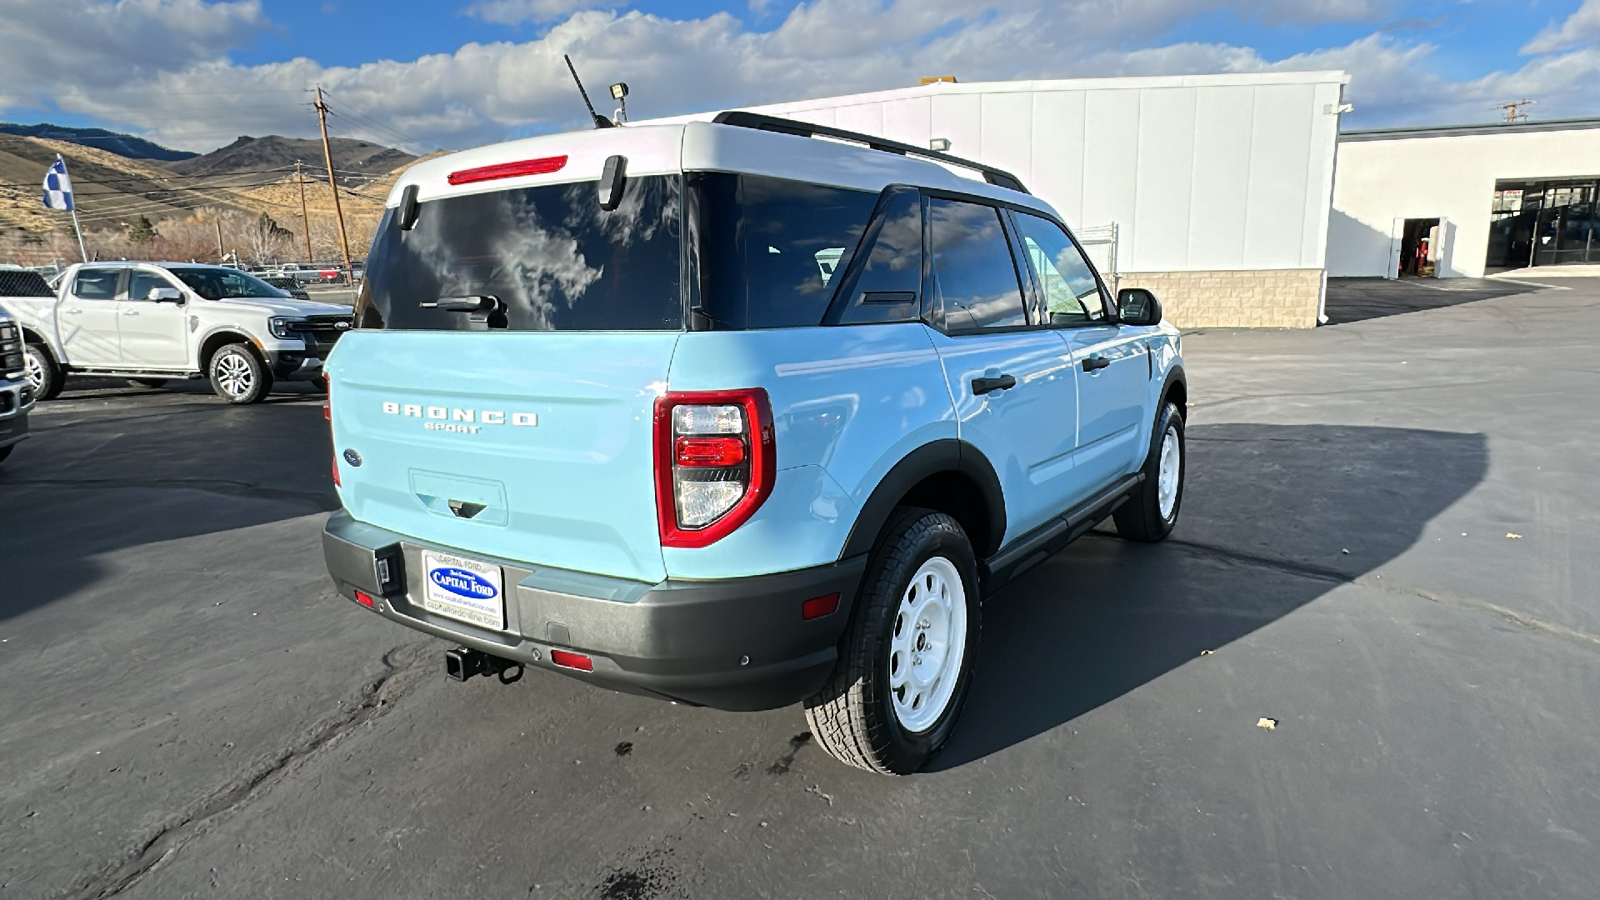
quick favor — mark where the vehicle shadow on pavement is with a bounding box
[1324,277,1540,325]
[0,395,336,623]
[930,423,1488,770]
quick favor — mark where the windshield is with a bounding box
[356,174,683,332]
[169,267,290,301]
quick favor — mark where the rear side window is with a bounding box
[0,270,53,297]
[73,269,120,300]
[833,187,923,326]
[928,198,1028,331]
[357,175,683,331]
[691,173,878,329]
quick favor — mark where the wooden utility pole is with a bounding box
[214,218,225,262]
[295,160,313,263]
[313,86,354,285]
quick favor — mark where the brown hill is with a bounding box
[167,135,414,184]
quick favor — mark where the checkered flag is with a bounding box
[43,155,74,211]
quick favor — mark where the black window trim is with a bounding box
[918,189,1041,338]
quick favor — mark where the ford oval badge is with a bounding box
[342,448,363,467]
[429,566,498,599]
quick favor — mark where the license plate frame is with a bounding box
[419,550,507,631]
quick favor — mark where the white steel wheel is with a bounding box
[888,555,968,734]
[1156,425,1181,520]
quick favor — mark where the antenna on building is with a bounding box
[1493,99,1536,124]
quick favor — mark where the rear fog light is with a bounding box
[550,649,594,672]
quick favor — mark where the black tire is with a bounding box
[805,508,982,775]
[1113,401,1185,542]
[207,343,273,404]
[0,444,12,463]
[310,374,328,393]
[25,343,63,401]
[130,378,168,389]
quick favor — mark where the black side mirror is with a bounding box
[1116,288,1161,326]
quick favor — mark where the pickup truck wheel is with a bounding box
[1113,401,1185,542]
[0,445,12,463]
[805,508,980,775]
[24,343,62,401]
[208,344,272,404]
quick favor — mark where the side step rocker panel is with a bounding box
[981,473,1145,595]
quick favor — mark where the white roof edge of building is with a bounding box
[739,70,1351,110]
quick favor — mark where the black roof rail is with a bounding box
[711,110,1030,195]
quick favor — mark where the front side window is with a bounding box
[168,268,288,301]
[1013,213,1107,325]
[358,174,683,331]
[928,198,1027,332]
[72,268,120,300]
[128,271,179,302]
[691,173,878,329]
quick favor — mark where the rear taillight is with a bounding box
[325,391,338,487]
[654,389,775,548]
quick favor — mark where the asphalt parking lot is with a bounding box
[2,277,1598,899]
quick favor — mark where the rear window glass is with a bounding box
[356,175,683,332]
[0,270,53,297]
[691,173,878,329]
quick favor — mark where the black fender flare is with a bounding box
[1159,363,1187,418]
[838,439,1007,561]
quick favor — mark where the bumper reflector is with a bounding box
[801,592,840,620]
[354,589,375,609]
[550,649,594,672]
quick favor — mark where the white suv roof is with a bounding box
[390,115,1062,221]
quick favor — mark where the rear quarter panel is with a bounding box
[664,323,956,579]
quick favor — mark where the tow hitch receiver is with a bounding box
[444,646,524,685]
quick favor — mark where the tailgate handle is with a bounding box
[448,499,488,520]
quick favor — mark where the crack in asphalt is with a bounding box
[2,477,335,508]
[53,643,430,900]
[1119,534,1600,653]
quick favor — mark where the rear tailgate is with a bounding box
[328,330,679,584]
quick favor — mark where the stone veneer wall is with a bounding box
[1114,269,1324,329]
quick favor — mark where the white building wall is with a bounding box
[726,73,1349,278]
[1329,127,1600,278]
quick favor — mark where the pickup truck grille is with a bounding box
[296,316,354,349]
[0,321,22,380]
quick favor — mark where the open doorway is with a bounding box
[1398,217,1440,277]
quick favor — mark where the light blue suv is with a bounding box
[321,113,1187,774]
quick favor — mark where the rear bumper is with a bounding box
[0,378,33,449]
[322,510,865,711]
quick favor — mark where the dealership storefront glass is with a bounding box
[1486,178,1600,270]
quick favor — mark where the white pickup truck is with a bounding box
[0,262,353,404]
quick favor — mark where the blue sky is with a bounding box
[3,0,1598,152]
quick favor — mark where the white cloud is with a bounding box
[464,0,614,25]
[2,0,1597,154]
[0,0,266,109]
[1522,0,1600,54]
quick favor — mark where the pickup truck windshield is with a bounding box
[168,267,290,301]
[355,174,683,331]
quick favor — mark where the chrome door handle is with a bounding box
[62,308,82,316]
[121,308,140,316]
